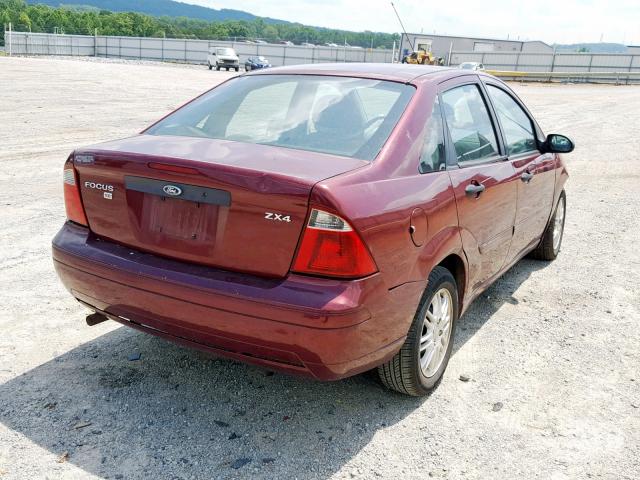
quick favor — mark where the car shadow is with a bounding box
[452,258,547,355]
[0,259,546,479]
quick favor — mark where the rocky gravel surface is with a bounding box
[0,56,638,479]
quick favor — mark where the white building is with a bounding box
[399,33,553,62]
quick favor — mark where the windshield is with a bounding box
[460,63,474,70]
[146,75,415,161]
[216,48,235,56]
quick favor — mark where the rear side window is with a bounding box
[441,84,499,163]
[419,98,446,173]
[147,75,415,161]
[486,85,537,156]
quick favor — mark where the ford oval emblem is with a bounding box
[162,185,182,196]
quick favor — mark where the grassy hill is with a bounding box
[3,0,400,48]
[26,0,289,24]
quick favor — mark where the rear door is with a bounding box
[483,82,555,262]
[440,77,517,293]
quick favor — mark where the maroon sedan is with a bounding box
[53,64,573,396]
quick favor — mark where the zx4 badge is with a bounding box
[265,212,292,223]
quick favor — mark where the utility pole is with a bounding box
[8,22,11,56]
[390,2,413,52]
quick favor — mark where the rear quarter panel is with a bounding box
[311,80,465,307]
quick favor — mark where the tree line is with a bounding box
[1,0,400,48]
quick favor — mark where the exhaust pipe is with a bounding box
[86,312,108,326]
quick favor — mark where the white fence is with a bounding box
[450,50,640,74]
[3,31,395,66]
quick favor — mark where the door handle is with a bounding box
[465,183,486,197]
[521,171,534,183]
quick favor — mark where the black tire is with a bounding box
[226,67,230,71]
[245,66,250,72]
[208,63,213,70]
[216,65,221,71]
[529,191,566,261]
[378,266,458,396]
[235,67,239,72]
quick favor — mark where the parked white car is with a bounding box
[458,62,485,71]
[208,47,240,72]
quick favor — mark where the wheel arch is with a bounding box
[436,253,467,312]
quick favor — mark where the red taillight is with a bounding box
[63,159,88,226]
[292,209,377,278]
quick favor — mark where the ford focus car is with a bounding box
[53,64,572,396]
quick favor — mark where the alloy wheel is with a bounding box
[552,196,566,252]
[419,288,453,378]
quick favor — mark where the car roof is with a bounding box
[248,63,458,84]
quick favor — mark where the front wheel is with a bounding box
[378,266,458,396]
[216,65,221,71]
[529,191,566,261]
[235,67,239,72]
[208,63,212,70]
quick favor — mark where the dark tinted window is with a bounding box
[487,85,537,156]
[441,84,499,163]
[419,98,446,173]
[147,75,415,161]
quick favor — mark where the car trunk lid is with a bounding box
[74,135,367,277]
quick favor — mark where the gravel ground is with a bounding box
[0,56,639,480]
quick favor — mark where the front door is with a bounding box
[440,79,517,294]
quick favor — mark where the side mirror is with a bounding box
[543,134,574,153]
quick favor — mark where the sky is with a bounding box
[183,0,640,45]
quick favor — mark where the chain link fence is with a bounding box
[3,31,395,66]
[450,51,640,84]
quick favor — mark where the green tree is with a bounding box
[0,0,399,48]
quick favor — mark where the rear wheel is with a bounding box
[216,64,221,71]
[235,67,239,72]
[378,266,458,396]
[208,63,212,70]
[529,191,566,261]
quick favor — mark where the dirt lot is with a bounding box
[0,56,639,480]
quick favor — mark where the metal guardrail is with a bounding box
[487,70,640,85]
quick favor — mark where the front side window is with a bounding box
[147,75,415,161]
[419,98,446,173]
[441,84,499,163]
[487,85,537,156]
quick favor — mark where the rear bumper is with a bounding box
[52,222,423,380]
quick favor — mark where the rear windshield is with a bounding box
[146,75,415,160]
